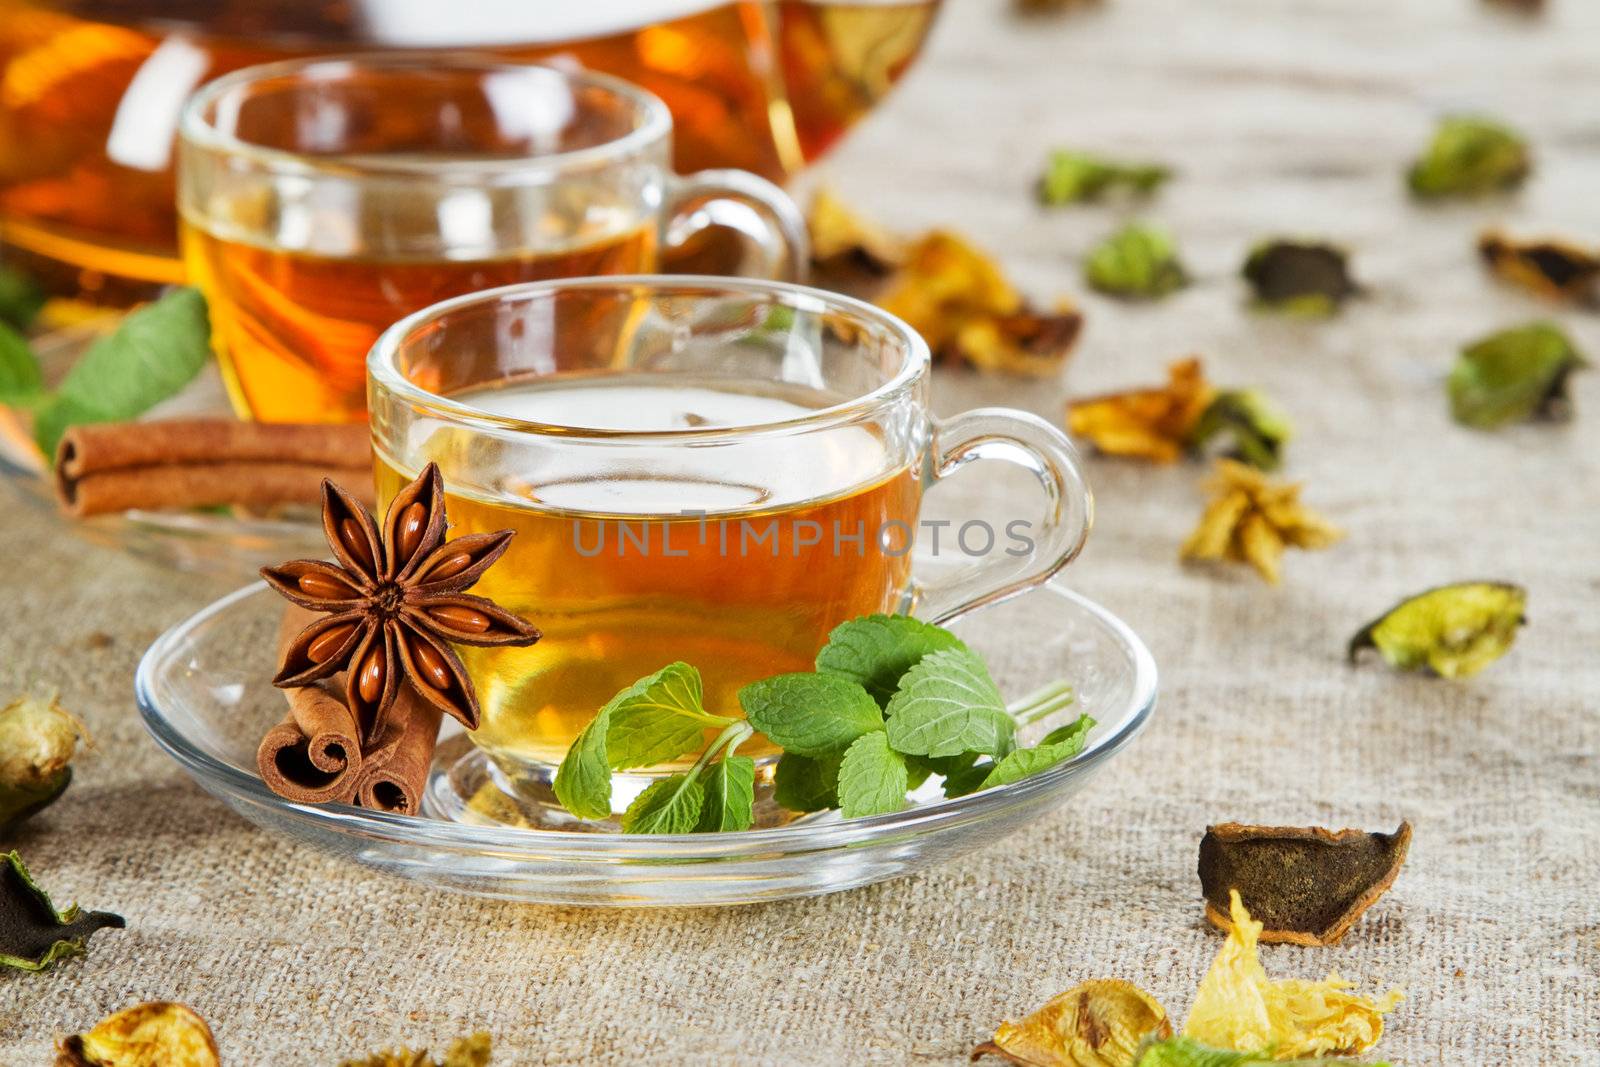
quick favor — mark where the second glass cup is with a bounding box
[368,276,1092,796]
[177,55,807,424]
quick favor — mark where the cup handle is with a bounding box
[664,169,810,281]
[912,408,1095,624]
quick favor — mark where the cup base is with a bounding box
[424,734,801,832]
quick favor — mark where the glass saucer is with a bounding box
[134,579,1157,906]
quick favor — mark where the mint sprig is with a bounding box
[554,614,1094,833]
[0,287,212,458]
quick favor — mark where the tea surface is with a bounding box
[376,376,919,770]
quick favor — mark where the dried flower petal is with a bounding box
[1241,240,1359,315]
[1479,231,1600,304]
[1039,150,1171,205]
[1184,891,1401,1058]
[807,188,907,279]
[56,1002,219,1067]
[1068,358,1216,463]
[973,979,1173,1066]
[1198,822,1412,947]
[1180,461,1340,583]
[339,1032,493,1067]
[1186,391,1292,472]
[1086,223,1187,300]
[0,694,87,834]
[1,850,123,972]
[1407,115,1530,198]
[807,195,1081,377]
[1349,582,1526,678]
[1449,321,1587,429]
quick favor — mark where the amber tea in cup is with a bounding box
[368,278,1091,793]
[178,56,805,424]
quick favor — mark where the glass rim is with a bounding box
[367,275,933,442]
[177,52,674,180]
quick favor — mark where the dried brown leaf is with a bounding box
[1478,231,1600,304]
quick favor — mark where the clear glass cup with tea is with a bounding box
[176,55,808,423]
[368,276,1092,797]
[0,1,940,309]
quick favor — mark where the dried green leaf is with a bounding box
[1479,231,1600,303]
[1449,322,1586,429]
[1,850,123,972]
[1240,240,1359,315]
[1086,223,1188,300]
[1198,822,1412,946]
[337,1033,493,1067]
[1039,150,1172,205]
[56,1002,220,1067]
[1186,390,1291,472]
[1133,1036,1393,1067]
[1349,581,1526,678]
[1407,115,1531,198]
[0,694,86,835]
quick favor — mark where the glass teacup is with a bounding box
[367,276,1091,793]
[178,55,806,424]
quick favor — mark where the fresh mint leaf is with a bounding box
[553,705,615,821]
[0,321,42,406]
[883,647,1015,758]
[33,287,211,456]
[980,714,1095,789]
[0,265,43,331]
[814,614,965,705]
[739,673,882,757]
[772,751,842,813]
[697,756,756,832]
[622,772,705,834]
[942,760,993,799]
[604,662,720,770]
[836,731,909,818]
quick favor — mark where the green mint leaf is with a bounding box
[814,614,965,706]
[621,772,705,834]
[739,673,882,757]
[33,287,211,457]
[836,731,909,819]
[1449,321,1585,430]
[941,759,992,799]
[553,704,615,821]
[0,320,43,406]
[1038,149,1171,206]
[883,647,1015,758]
[772,751,842,813]
[1084,222,1188,300]
[1407,114,1530,199]
[603,662,717,770]
[980,714,1096,789]
[0,265,43,331]
[696,756,755,832]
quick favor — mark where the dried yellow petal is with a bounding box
[1180,461,1340,584]
[1067,359,1216,463]
[1183,891,1401,1059]
[339,1033,493,1067]
[974,979,1173,1066]
[56,1003,219,1067]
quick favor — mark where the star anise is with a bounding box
[261,463,539,743]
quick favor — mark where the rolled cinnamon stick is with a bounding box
[54,419,374,518]
[354,690,444,815]
[256,682,365,805]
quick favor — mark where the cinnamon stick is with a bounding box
[353,690,444,815]
[54,419,373,517]
[255,682,365,805]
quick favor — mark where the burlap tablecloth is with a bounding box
[4,1,1598,1061]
